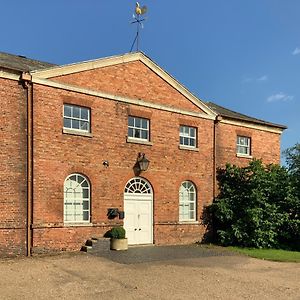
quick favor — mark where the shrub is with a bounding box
[209,159,299,250]
[107,227,126,239]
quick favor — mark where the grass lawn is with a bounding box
[228,247,300,262]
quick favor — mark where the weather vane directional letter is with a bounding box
[130,2,148,52]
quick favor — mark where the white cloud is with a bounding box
[292,47,300,55]
[267,92,294,103]
[242,75,268,83]
[257,75,268,81]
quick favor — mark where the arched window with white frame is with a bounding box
[179,181,196,222]
[64,174,90,223]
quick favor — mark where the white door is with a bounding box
[124,178,153,245]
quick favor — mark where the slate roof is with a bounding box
[0,51,55,72]
[206,101,287,130]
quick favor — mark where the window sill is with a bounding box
[126,137,153,146]
[236,153,253,159]
[63,128,93,138]
[178,145,199,152]
[64,222,92,227]
[178,221,199,225]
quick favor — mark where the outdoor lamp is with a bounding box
[137,152,150,172]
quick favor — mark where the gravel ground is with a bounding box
[0,245,299,300]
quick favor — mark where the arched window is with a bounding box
[179,181,196,221]
[124,177,152,194]
[64,174,90,223]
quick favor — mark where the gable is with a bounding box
[31,53,216,119]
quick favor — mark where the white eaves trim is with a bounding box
[220,119,284,134]
[0,71,20,81]
[30,52,217,118]
[32,77,215,120]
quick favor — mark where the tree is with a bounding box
[209,159,299,250]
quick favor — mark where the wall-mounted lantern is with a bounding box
[137,152,150,172]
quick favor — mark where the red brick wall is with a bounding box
[0,78,27,256]
[31,83,214,252]
[51,61,205,113]
[215,122,281,168]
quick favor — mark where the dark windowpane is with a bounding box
[73,106,80,118]
[64,105,72,117]
[81,108,89,120]
[64,118,71,128]
[134,129,140,138]
[72,119,80,129]
[128,116,134,127]
[81,181,88,187]
[128,128,134,137]
[190,128,195,137]
[142,119,148,129]
[135,118,141,128]
[82,189,89,199]
[83,201,89,210]
[80,121,88,131]
[83,211,89,221]
[141,130,148,140]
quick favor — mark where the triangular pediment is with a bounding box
[31,52,216,118]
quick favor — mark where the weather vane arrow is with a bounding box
[130,2,148,52]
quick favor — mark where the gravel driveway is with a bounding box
[0,245,299,299]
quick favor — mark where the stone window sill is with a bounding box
[64,223,92,227]
[126,137,153,146]
[236,153,253,159]
[63,128,93,138]
[178,221,199,225]
[179,145,199,152]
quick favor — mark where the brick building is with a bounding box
[0,51,286,256]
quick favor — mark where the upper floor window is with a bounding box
[64,174,90,223]
[179,181,196,222]
[128,116,149,141]
[63,104,90,133]
[237,136,251,156]
[180,125,197,148]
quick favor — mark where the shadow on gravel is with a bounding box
[89,244,237,265]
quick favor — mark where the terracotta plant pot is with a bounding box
[110,238,128,251]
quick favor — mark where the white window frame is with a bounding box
[64,174,91,224]
[179,181,196,222]
[179,125,197,148]
[128,116,150,141]
[63,104,90,133]
[237,136,251,156]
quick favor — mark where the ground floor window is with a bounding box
[179,181,196,221]
[64,174,90,223]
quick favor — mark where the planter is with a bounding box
[110,238,128,251]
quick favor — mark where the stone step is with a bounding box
[81,245,93,252]
[81,237,111,253]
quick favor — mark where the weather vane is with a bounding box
[130,2,148,52]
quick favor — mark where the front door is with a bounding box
[123,178,153,245]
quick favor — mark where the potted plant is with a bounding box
[108,226,128,251]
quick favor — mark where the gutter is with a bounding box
[21,72,33,257]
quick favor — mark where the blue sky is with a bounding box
[1,1,299,159]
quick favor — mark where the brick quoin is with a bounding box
[0,53,286,256]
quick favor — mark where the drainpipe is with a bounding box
[21,72,33,257]
[213,116,222,198]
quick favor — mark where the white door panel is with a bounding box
[124,197,152,245]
